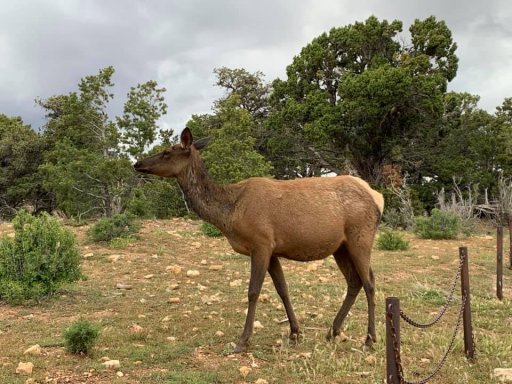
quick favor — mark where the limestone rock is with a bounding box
[493,368,512,383]
[16,362,33,375]
[23,345,42,356]
[102,360,121,369]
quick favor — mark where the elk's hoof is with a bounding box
[233,343,248,354]
[289,331,301,343]
[364,334,375,349]
[325,327,338,342]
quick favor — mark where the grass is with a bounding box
[0,220,511,383]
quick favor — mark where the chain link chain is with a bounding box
[388,251,473,384]
[399,254,464,328]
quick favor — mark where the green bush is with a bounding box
[88,213,141,242]
[127,179,188,219]
[200,221,223,237]
[376,230,409,251]
[63,318,100,355]
[414,208,460,240]
[0,210,82,303]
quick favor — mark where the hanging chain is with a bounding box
[387,250,473,384]
[400,254,464,329]
[402,294,467,384]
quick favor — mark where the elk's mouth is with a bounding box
[133,161,150,173]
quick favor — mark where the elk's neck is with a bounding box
[176,157,238,232]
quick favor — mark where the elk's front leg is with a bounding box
[234,250,270,353]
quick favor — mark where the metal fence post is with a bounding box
[459,247,475,359]
[497,226,504,300]
[386,297,401,384]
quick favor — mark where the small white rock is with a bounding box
[493,368,512,383]
[215,330,225,337]
[102,360,121,369]
[239,366,252,378]
[15,362,34,375]
[23,344,42,356]
[129,324,144,334]
[108,254,121,262]
[116,371,124,377]
[253,321,264,329]
[255,379,268,384]
[186,270,200,277]
[166,265,182,274]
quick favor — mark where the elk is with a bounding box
[134,128,384,353]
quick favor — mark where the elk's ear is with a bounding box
[193,137,210,151]
[180,128,193,148]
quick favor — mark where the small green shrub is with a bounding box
[376,230,409,251]
[414,208,460,240]
[88,213,141,242]
[63,318,100,355]
[200,221,223,237]
[0,210,82,303]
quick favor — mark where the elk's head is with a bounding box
[133,128,209,178]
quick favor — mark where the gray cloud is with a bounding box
[1,0,511,132]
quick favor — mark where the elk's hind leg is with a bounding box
[345,241,377,347]
[268,256,300,340]
[326,245,363,341]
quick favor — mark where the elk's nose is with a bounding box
[133,161,142,170]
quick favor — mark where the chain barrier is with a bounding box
[399,254,464,329]
[387,250,475,383]
[389,295,467,384]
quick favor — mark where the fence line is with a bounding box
[386,247,475,384]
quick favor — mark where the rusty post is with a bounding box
[497,226,504,300]
[459,247,475,359]
[386,297,401,384]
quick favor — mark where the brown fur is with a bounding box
[134,128,383,352]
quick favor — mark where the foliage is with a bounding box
[118,80,168,158]
[376,230,410,251]
[63,318,100,355]
[381,184,423,230]
[88,213,141,242]
[0,210,82,303]
[191,95,272,183]
[127,179,188,219]
[266,16,458,181]
[0,115,49,219]
[414,208,460,239]
[214,67,271,121]
[200,221,223,237]
[37,67,168,219]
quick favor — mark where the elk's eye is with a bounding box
[162,150,171,158]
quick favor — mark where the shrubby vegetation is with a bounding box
[63,318,100,355]
[414,209,461,240]
[200,221,224,238]
[0,210,82,303]
[87,213,141,243]
[376,230,410,251]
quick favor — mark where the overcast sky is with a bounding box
[1,0,512,133]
